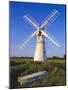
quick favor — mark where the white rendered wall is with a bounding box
[34,35,47,62]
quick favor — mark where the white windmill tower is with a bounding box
[18,9,60,62]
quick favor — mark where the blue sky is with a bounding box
[9,1,66,57]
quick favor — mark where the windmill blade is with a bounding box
[41,30,60,47]
[26,14,40,26]
[18,31,36,49]
[40,9,59,28]
[24,15,39,29]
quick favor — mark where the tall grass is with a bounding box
[10,58,66,89]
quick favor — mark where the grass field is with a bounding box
[10,58,66,89]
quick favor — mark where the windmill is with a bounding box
[18,9,60,62]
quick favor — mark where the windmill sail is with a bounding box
[18,31,36,49]
[41,30,60,47]
[40,9,59,28]
[24,15,39,29]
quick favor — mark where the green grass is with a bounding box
[10,58,66,89]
